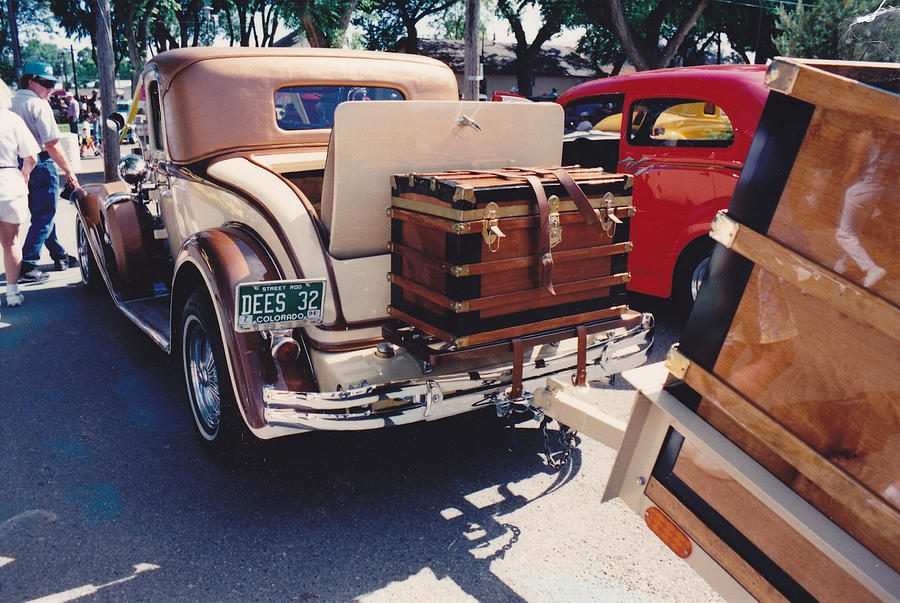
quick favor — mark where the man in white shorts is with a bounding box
[0,79,40,310]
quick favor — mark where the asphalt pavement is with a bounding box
[0,152,722,602]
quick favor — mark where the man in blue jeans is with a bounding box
[11,62,80,281]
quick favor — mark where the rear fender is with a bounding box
[171,226,317,434]
[72,182,131,298]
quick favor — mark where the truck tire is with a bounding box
[673,241,713,314]
[180,290,248,455]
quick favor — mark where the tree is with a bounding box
[95,0,120,178]
[774,0,886,60]
[355,0,461,53]
[280,0,357,47]
[496,0,576,96]
[576,0,713,71]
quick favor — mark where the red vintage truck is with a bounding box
[558,65,769,309]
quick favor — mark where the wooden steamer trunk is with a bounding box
[387,167,635,348]
[642,59,899,600]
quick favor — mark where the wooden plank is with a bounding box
[389,271,628,313]
[532,377,626,449]
[386,304,627,348]
[389,240,632,277]
[710,212,900,343]
[645,478,789,603]
[667,346,900,572]
[765,58,900,127]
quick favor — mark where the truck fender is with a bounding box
[171,226,315,433]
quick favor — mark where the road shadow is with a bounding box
[1,278,597,602]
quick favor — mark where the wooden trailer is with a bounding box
[535,58,900,600]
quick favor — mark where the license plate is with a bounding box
[234,279,326,332]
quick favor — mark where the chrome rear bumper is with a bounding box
[263,313,654,432]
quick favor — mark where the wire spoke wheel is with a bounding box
[180,291,247,454]
[184,314,221,438]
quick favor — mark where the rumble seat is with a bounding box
[319,100,565,260]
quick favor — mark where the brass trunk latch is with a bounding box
[482,202,505,252]
[548,195,562,248]
[599,192,623,235]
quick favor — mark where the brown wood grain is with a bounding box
[766,59,900,127]
[645,478,788,603]
[387,305,627,348]
[724,218,899,343]
[706,267,900,571]
[667,441,879,602]
[766,105,899,307]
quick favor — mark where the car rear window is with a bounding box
[563,94,625,134]
[628,97,734,147]
[275,85,405,130]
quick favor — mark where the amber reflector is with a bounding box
[644,506,692,558]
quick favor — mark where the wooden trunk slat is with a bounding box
[387,305,627,348]
[389,241,631,277]
[390,271,627,313]
[662,440,879,601]
[382,310,643,366]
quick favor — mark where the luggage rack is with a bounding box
[382,308,647,369]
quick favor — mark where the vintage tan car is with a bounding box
[74,47,652,452]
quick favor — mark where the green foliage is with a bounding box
[353,0,463,52]
[773,0,886,59]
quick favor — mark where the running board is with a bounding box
[119,295,171,352]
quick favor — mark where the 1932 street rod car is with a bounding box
[74,48,653,453]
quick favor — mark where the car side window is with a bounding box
[147,80,164,151]
[274,85,404,130]
[563,94,625,134]
[628,97,734,148]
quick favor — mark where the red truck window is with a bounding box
[563,93,625,135]
[628,97,734,148]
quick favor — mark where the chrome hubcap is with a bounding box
[77,221,90,285]
[690,256,711,301]
[184,316,221,438]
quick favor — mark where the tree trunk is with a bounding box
[602,0,650,70]
[654,0,712,68]
[463,0,480,100]
[7,0,22,80]
[94,0,120,180]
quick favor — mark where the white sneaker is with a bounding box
[833,256,848,274]
[863,266,887,288]
[6,292,23,307]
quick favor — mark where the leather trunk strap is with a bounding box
[575,325,588,386]
[523,174,555,295]
[511,338,525,399]
[551,168,601,226]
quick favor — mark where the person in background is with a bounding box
[11,62,80,280]
[65,93,79,136]
[0,79,40,309]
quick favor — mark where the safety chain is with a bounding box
[539,416,577,471]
